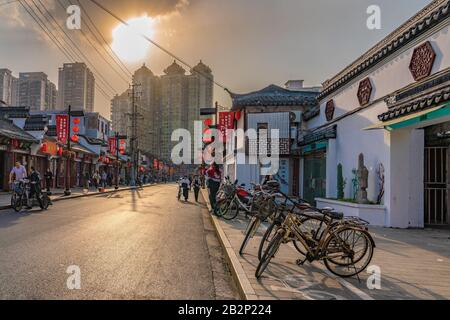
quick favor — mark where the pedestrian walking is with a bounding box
[193,175,201,202]
[93,170,100,189]
[101,171,107,189]
[83,171,90,191]
[44,168,53,193]
[206,162,222,213]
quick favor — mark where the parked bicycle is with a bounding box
[255,204,375,279]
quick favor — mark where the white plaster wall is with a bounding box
[306,22,450,228]
[389,129,424,228]
[315,23,450,125]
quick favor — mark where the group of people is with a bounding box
[177,163,222,208]
[178,175,202,202]
[9,161,46,208]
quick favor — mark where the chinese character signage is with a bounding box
[108,137,117,155]
[56,115,69,144]
[218,112,235,142]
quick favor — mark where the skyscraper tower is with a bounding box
[58,62,95,111]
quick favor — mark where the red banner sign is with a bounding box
[108,137,117,155]
[56,115,69,144]
[218,112,235,142]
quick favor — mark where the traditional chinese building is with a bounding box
[304,0,450,228]
[225,82,320,195]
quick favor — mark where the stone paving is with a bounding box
[217,214,450,300]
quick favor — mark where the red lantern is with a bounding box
[235,111,241,121]
[204,118,213,127]
[71,135,79,142]
[41,143,47,152]
[73,118,80,124]
[120,140,125,145]
[72,126,80,133]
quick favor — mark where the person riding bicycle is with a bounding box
[27,166,42,209]
[9,161,27,185]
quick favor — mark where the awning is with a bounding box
[71,143,96,155]
[364,104,450,131]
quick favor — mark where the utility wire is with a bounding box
[87,0,229,91]
[17,0,112,101]
[30,0,117,96]
[74,0,133,77]
[58,0,130,84]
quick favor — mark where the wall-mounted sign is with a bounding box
[56,115,69,144]
[357,77,373,107]
[325,100,335,121]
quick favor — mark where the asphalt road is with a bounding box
[0,184,237,300]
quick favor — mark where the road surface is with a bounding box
[0,184,237,299]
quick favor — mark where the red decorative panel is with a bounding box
[325,100,335,121]
[357,78,373,107]
[409,41,436,81]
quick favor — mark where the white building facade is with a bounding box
[304,0,450,228]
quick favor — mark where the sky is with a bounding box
[0,0,433,118]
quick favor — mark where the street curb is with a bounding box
[200,188,258,300]
[0,183,159,210]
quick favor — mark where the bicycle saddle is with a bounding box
[323,210,344,220]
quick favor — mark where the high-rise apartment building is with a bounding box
[18,72,56,111]
[110,60,213,162]
[11,76,19,106]
[0,69,13,105]
[111,89,131,142]
[133,64,161,156]
[58,62,95,112]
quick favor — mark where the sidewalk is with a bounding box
[0,184,157,210]
[201,189,450,300]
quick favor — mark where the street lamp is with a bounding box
[64,105,72,196]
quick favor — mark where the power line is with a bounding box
[17,0,112,101]
[58,0,131,84]
[74,0,133,77]
[30,0,117,96]
[87,0,229,91]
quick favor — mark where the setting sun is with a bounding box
[111,16,156,63]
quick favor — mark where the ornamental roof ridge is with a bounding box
[164,60,186,75]
[319,0,449,100]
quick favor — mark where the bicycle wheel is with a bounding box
[40,194,50,210]
[221,200,240,220]
[255,229,285,279]
[215,198,231,217]
[324,227,374,278]
[11,194,22,212]
[292,216,327,257]
[239,216,261,255]
[258,220,278,261]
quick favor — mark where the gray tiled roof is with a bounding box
[0,106,30,119]
[299,125,337,147]
[0,119,38,143]
[230,85,319,110]
[318,0,450,101]
[378,85,450,122]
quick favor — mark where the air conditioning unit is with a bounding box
[290,111,302,123]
